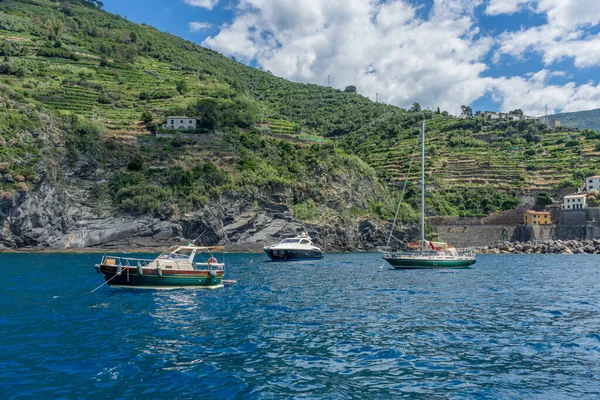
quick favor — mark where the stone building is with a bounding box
[163,116,197,130]
[562,193,587,210]
[523,210,552,226]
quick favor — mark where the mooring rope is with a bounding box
[89,267,123,293]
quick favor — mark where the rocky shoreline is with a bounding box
[477,239,600,254]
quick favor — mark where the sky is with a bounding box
[102,0,600,117]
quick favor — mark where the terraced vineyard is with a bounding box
[3,0,600,223]
[352,114,597,191]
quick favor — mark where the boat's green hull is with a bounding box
[98,265,224,289]
[383,257,476,269]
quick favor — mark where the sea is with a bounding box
[0,252,599,399]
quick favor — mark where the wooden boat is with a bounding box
[382,121,476,269]
[94,246,225,289]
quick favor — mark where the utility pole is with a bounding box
[545,104,548,125]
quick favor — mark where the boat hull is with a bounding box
[383,257,475,269]
[264,248,323,261]
[97,265,224,289]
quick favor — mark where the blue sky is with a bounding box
[102,0,600,116]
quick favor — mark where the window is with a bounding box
[170,119,174,124]
[180,120,183,123]
[589,179,593,183]
[590,186,593,190]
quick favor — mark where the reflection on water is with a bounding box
[0,252,599,398]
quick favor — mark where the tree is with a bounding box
[410,102,421,112]
[344,85,357,94]
[127,155,143,171]
[175,79,188,94]
[536,192,553,207]
[510,109,524,116]
[140,111,153,123]
[460,105,473,117]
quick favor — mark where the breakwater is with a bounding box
[477,239,600,254]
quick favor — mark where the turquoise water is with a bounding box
[1,252,599,399]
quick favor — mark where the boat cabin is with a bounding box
[280,238,312,245]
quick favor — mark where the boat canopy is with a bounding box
[407,241,449,250]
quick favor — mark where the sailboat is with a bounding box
[382,121,476,269]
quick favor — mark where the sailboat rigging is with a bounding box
[382,121,476,269]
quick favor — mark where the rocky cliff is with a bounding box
[0,175,401,252]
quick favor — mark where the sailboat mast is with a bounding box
[421,121,425,254]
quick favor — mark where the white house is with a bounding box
[163,116,197,130]
[562,193,587,210]
[586,176,600,191]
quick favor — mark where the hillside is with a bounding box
[2,0,600,249]
[0,0,404,250]
[550,108,600,133]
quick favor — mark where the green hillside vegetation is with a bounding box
[1,0,600,221]
[550,108,600,133]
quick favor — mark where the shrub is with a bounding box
[115,185,170,215]
[293,199,320,220]
[140,111,153,123]
[127,155,143,171]
[37,47,79,61]
[97,95,111,104]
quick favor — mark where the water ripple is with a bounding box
[0,253,599,398]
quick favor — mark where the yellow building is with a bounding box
[523,210,552,226]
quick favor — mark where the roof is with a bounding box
[564,193,587,198]
[166,116,194,119]
[588,176,600,179]
[524,210,551,215]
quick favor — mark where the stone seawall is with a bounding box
[479,239,600,254]
[433,225,516,248]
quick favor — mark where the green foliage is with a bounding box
[293,199,320,220]
[127,155,143,171]
[175,79,188,94]
[536,192,553,207]
[116,184,170,215]
[37,46,79,61]
[63,114,106,165]
[2,0,593,221]
[344,85,357,94]
[426,187,520,217]
[0,59,29,77]
[140,111,153,123]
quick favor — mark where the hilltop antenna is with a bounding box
[327,75,330,86]
[545,104,548,125]
[376,92,378,103]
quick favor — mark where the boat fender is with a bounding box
[94,264,101,273]
[209,270,217,278]
[207,257,217,265]
[116,265,123,275]
[137,264,144,276]
[156,264,163,277]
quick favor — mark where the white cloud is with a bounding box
[492,71,600,115]
[188,21,212,32]
[493,0,600,68]
[183,0,220,10]
[486,0,532,15]
[200,0,600,115]
[203,0,495,111]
